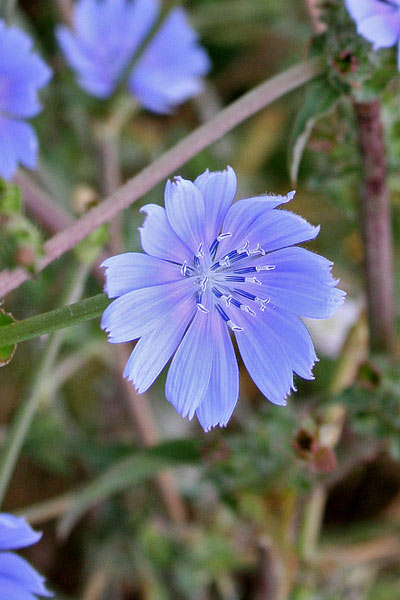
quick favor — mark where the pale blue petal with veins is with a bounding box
[0,514,52,598]
[0,20,52,180]
[101,167,345,432]
[57,0,210,114]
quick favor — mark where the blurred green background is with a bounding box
[1,0,400,598]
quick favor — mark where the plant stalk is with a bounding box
[0,292,109,348]
[354,100,396,354]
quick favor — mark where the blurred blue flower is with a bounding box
[57,0,210,114]
[0,20,51,180]
[101,167,345,432]
[345,0,400,67]
[0,513,52,598]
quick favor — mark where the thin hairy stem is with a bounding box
[354,100,396,353]
[0,292,109,348]
[0,58,322,298]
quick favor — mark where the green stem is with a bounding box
[0,263,91,506]
[0,292,109,348]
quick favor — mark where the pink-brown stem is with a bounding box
[0,59,321,298]
[354,100,396,353]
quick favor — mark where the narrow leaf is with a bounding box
[289,77,340,184]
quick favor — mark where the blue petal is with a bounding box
[358,13,400,48]
[230,209,319,258]
[164,177,206,255]
[101,252,182,298]
[56,27,114,98]
[0,579,37,600]
[345,0,397,21]
[258,306,318,380]
[232,310,294,406]
[129,7,210,113]
[345,0,400,48]
[217,191,296,258]
[123,301,195,393]
[238,247,345,319]
[101,278,195,343]
[0,21,51,92]
[194,167,237,247]
[58,0,158,98]
[196,313,239,431]
[0,515,41,551]
[0,117,38,180]
[0,553,52,597]
[165,292,215,419]
[139,204,193,264]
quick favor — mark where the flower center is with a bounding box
[181,234,276,331]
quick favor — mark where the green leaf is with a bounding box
[0,308,16,367]
[58,439,201,537]
[289,77,340,184]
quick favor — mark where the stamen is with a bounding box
[200,276,209,291]
[209,239,219,255]
[245,277,262,286]
[224,276,246,282]
[238,240,250,255]
[180,261,188,276]
[209,233,232,257]
[229,297,242,309]
[196,243,204,259]
[256,264,276,272]
[217,232,232,241]
[212,287,223,298]
[234,288,257,301]
[250,243,265,256]
[197,303,209,313]
[216,303,229,322]
[234,267,257,274]
[255,297,270,311]
[227,320,244,332]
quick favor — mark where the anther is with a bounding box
[197,303,209,313]
[250,243,265,256]
[255,297,270,311]
[217,232,232,241]
[200,276,209,291]
[196,243,204,259]
[256,264,276,272]
[238,240,250,255]
[224,276,246,283]
[227,320,243,332]
[181,261,188,276]
[245,277,262,285]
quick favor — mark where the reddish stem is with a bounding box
[354,100,396,353]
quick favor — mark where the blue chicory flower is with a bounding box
[0,20,52,181]
[345,0,400,67]
[0,513,52,598]
[101,167,345,432]
[57,0,210,114]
